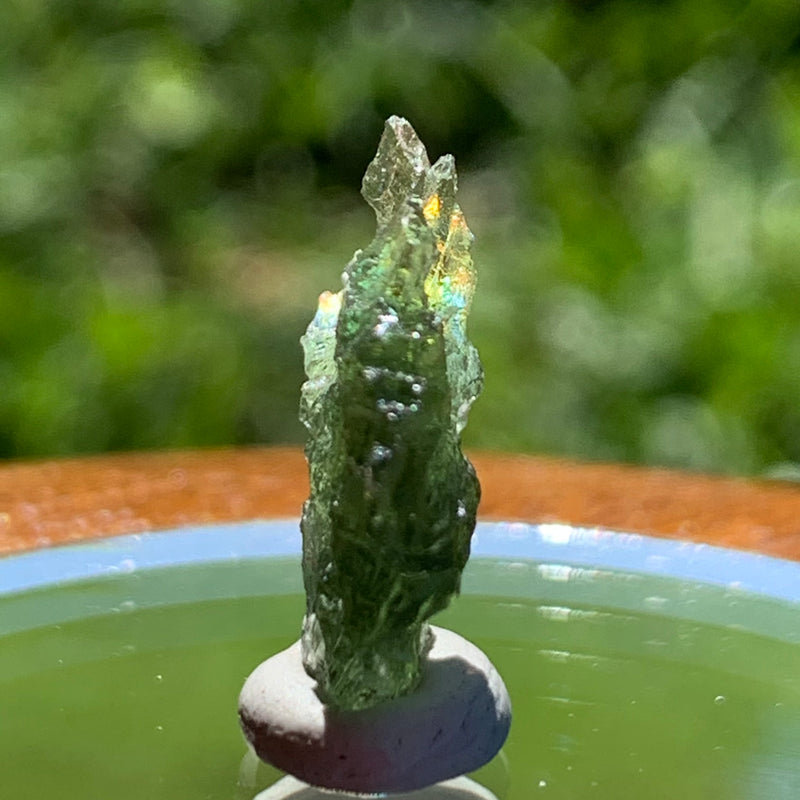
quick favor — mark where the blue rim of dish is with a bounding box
[1,519,799,603]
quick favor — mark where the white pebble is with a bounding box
[239,626,511,794]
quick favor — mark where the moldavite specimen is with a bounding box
[299,116,482,711]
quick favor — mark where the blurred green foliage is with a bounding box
[2,0,800,475]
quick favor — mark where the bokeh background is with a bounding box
[2,0,800,476]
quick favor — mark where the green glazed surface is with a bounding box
[1,556,798,799]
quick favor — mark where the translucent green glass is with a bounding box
[299,117,482,710]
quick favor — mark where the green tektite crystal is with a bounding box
[300,116,482,711]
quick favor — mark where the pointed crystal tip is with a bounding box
[362,116,431,226]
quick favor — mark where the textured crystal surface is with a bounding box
[299,116,482,711]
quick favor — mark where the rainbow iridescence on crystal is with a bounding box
[299,116,482,711]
